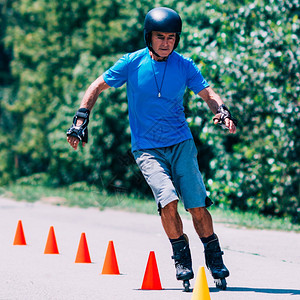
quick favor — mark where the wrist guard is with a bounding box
[66,108,90,143]
[213,104,238,129]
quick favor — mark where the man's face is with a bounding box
[151,31,176,58]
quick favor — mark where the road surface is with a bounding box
[0,197,299,300]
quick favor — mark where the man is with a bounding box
[67,7,236,291]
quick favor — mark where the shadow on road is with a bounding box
[135,286,300,295]
[210,287,300,295]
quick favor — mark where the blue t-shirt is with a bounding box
[103,48,209,151]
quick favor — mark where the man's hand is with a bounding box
[67,135,86,150]
[66,108,90,150]
[67,118,86,150]
[213,116,236,134]
[197,88,237,134]
[213,104,237,134]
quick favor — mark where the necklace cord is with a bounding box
[151,59,168,98]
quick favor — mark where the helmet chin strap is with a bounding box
[149,44,162,58]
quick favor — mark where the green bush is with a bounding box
[0,0,299,222]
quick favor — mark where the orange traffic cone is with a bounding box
[44,226,59,254]
[13,220,26,245]
[141,251,162,290]
[191,266,211,300]
[75,233,91,263]
[101,240,120,275]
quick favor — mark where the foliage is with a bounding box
[180,0,300,223]
[0,0,299,222]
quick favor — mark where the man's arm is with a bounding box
[79,75,110,111]
[67,75,111,150]
[198,86,236,134]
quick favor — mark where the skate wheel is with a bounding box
[215,278,227,290]
[183,280,191,292]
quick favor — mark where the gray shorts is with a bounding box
[133,139,212,210]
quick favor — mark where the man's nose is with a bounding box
[162,38,168,46]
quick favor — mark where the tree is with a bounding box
[181,0,300,222]
[1,0,299,222]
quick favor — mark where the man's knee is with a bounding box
[188,206,209,218]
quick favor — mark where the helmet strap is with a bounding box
[149,44,162,58]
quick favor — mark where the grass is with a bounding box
[1,184,299,232]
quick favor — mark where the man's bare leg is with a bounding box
[189,206,229,289]
[160,200,183,239]
[188,207,214,238]
[160,200,194,288]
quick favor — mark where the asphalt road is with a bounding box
[0,197,299,300]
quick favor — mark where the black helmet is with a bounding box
[144,7,182,53]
